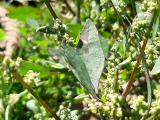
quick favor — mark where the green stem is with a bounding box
[5,105,10,120]
[44,0,58,19]
[108,0,127,29]
[0,52,4,61]
[130,0,137,17]
[64,0,76,16]
[95,0,101,11]
[76,0,81,23]
[114,68,119,93]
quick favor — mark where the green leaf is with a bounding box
[67,24,83,46]
[63,45,97,98]
[151,57,160,75]
[152,16,159,39]
[67,24,83,39]
[79,20,105,94]
[50,62,65,69]
[8,6,41,21]
[19,61,49,78]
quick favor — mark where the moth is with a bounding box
[38,19,108,99]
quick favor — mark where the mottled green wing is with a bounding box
[79,20,105,94]
[63,45,97,98]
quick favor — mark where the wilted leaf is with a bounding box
[63,45,97,98]
[19,61,49,78]
[151,57,160,75]
[79,20,105,94]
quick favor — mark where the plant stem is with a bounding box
[134,34,152,120]
[108,0,127,29]
[122,38,147,98]
[0,52,4,61]
[5,105,10,120]
[76,0,81,23]
[13,72,60,120]
[114,68,119,92]
[44,0,58,19]
[130,0,137,17]
[95,0,101,11]
[64,0,76,16]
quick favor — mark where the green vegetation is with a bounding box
[0,0,160,120]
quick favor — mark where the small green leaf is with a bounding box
[19,61,49,78]
[152,16,159,39]
[50,62,65,69]
[67,24,83,39]
[151,57,160,75]
[74,94,89,102]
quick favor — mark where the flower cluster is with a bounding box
[90,1,99,21]
[143,35,160,69]
[129,95,148,116]
[115,0,127,13]
[150,88,160,119]
[58,105,81,120]
[34,106,52,120]
[1,57,22,82]
[83,93,123,119]
[101,0,126,13]
[141,0,157,12]
[145,44,158,66]
[38,19,74,46]
[132,12,152,32]
[24,70,40,86]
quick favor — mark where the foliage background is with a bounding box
[0,0,160,120]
